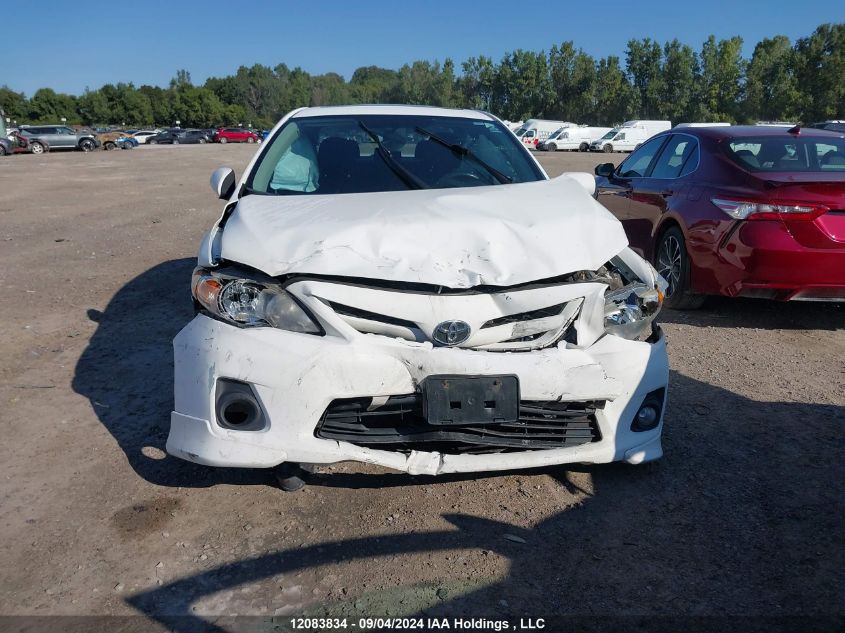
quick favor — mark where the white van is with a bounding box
[674,122,730,128]
[589,120,671,152]
[541,126,613,152]
[513,119,574,149]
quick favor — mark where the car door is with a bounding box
[32,127,61,148]
[596,135,670,256]
[56,127,78,148]
[628,134,699,259]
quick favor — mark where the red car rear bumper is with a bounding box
[702,219,845,301]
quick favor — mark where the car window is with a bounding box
[617,136,667,177]
[726,136,845,172]
[246,114,544,196]
[650,135,699,179]
[59,127,75,135]
[524,130,535,138]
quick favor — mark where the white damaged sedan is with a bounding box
[169,105,669,486]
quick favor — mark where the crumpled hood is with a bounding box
[219,175,628,288]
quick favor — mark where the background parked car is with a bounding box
[18,125,100,152]
[9,130,50,155]
[594,125,845,307]
[0,136,13,156]
[213,127,259,143]
[98,130,137,150]
[146,129,182,144]
[131,130,160,144]
[176,129,212,144]
[811,120,845,133]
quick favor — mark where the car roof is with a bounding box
[290,104,496,121]
[671,125,845,141]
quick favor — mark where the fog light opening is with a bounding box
[215,378,266,431]
[221,398,257,427]
[631,388,665,432]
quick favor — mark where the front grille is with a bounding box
[315,395,603,454]
[480,303,567,329]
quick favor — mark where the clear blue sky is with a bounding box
[5,0,841,96]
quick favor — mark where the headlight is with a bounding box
[604,282,663,341]
[192,268,322,334]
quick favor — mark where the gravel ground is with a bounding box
[0,145,842,630]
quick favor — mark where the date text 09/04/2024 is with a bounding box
[288,617,546,630]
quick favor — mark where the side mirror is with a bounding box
[210,167,236,200]
[594,162,616,177]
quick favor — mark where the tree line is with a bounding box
[1,23,842,130]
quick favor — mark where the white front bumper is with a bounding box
[168,315,668,475]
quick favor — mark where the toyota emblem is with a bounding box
[432,320,472,346]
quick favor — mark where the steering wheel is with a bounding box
[435,171,486,188]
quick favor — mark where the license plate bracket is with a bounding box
[423,375,519,425]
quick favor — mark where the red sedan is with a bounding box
[213,127,259,144]
[594,126,845,308]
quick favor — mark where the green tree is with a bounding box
[793,23,845,122]
[459,56,496,110]
[548,42,597,121]
[660,39,697,123]
[0,86,28,122]
[696,35,745,122]
[593,56,635,125]
[393,60,458,106]
[310,72,348,106]
[744,36,800,122]
[139,85,174,126]
[626,38,663,118]
[172,86,227,127]
[77,88,111,125]
[28,88,79,124]
[348,66,400,103]
[494,50,553,120]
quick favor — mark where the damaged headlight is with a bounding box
[604,282,663,341]
[191,268,322,334]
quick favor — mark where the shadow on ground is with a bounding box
[660,296,844,330]
[72,258,272,488]
[124,372,844,630]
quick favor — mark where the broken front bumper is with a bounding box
[167,315,668,475]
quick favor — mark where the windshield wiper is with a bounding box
[358,121,427,190]
[415,126,513,184]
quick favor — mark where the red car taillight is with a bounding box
[711,197,829,221]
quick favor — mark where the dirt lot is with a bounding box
[0,145,842,630]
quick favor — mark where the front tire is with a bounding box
[149,139,158,145]
[30,141,45,155]
[603,143,613,153]
[79,139,95,152]
[173,139,179,145]
[547,143,557,152]
[219,137,228,144]
[246,136,255,143]
[104,141,116,151]
[579,142,589,152]
[655,226,706,310]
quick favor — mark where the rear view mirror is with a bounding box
[210,167,236,200]
[594,162,615,177]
